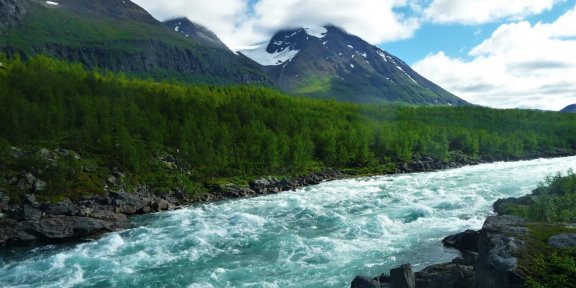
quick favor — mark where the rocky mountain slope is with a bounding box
[0,0,271,85]
[560,104,576,113]
[240,25,468,105]
[163,17,229,51]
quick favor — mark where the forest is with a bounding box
[1,55,575,200]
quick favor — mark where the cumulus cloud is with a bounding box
[423,0,563,25]
[133,0,420,50]
[413,5,576,110]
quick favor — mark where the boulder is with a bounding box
[442,229,479,252]
[15,204,43,221]
[415,263,474,288]
[475,215,526,288]
[42,199,79,216]
[0,191,9,211]
[22,193,39,207]
[351,276,386,288]
[249,178,271,192]
[548,234,576,249]
[390,264,415,288]
[451,250,478,266]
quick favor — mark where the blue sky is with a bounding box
[133,0,576,110]
[385,1,575,64]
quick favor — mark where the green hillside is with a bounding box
[1,56,575,202]
[0,0,270,85]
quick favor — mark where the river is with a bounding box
[1,156,575,288]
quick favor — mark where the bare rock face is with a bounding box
[548,233,576,249]
[390,264,415,288]
[442,229,479,252]
[0,0,26,32]
[475,215,527,288]
[415,263,474,288]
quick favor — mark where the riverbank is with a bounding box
[351,168,576,288]
[2,156,576,287]
[1,149,575,247]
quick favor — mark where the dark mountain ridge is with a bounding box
[163,17,229,51]
[560,104,576,113]
[0,0,271,85]
[240,25,468,105]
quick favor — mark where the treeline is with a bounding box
[0,55,575,181]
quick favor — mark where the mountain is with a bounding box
[560,104,576,113]
[240,25,467,105]
[0,0,270,85]
[163,17,228,51]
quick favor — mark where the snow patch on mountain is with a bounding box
[240,45,300,66]
[396,66,418,84]
[46,1,58,5]
[304,26,328,38]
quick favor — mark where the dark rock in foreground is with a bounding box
[442,229,479,252]
[390,264,415,288]
[352,215,527,288]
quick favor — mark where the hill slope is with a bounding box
[163,17,229,51]
[240,25,467,105]
[560,104,576,113]
[0,0,271,85]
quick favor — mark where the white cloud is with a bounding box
[133,0,420,50]
[423,0,563,25]
[413,5,576,110]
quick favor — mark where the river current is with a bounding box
[1,156,575,288]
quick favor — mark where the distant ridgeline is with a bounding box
[1,56,576,201]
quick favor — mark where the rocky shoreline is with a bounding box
[351,215,528,288]
[350,169,576,288]
[1,149,574,248]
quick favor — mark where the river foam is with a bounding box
[1,156,575,288]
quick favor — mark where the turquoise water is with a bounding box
[1,157,575,288]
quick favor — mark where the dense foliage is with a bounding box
[510,171,576,223]
[0,55,575,198]
[504,172,576,288]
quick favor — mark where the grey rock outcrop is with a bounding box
[351,276,388,288]
[390,264,415,288]
[415,263,474,288]
[0,0,26,32]
[442,229,479,252]
[474,215,527,288]
[548,233,576,249]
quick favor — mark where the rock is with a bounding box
[249,178,271,192]
[33,178,47,192]
[22,194,39,207]
[442,229,479,252]
[390,264,415,288]
[15,204,43,221]
[548,234,576,249]
[152,199,170,211]
[0,215,128,245]
[42,199,79,216]
[0,191,9,211]
[475,215,526,288]
[88,209,128,224]
[415,263,474,288]
[451,250,478,266]
[351,276,385,288]
[106,175,116,185]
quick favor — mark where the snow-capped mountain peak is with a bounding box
[303,26,328,38]
[238,25,468,106]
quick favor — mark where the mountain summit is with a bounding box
[240,25,467,105]
[163,17,229,51]
[560,104,576,113]
[0,0,270,85]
